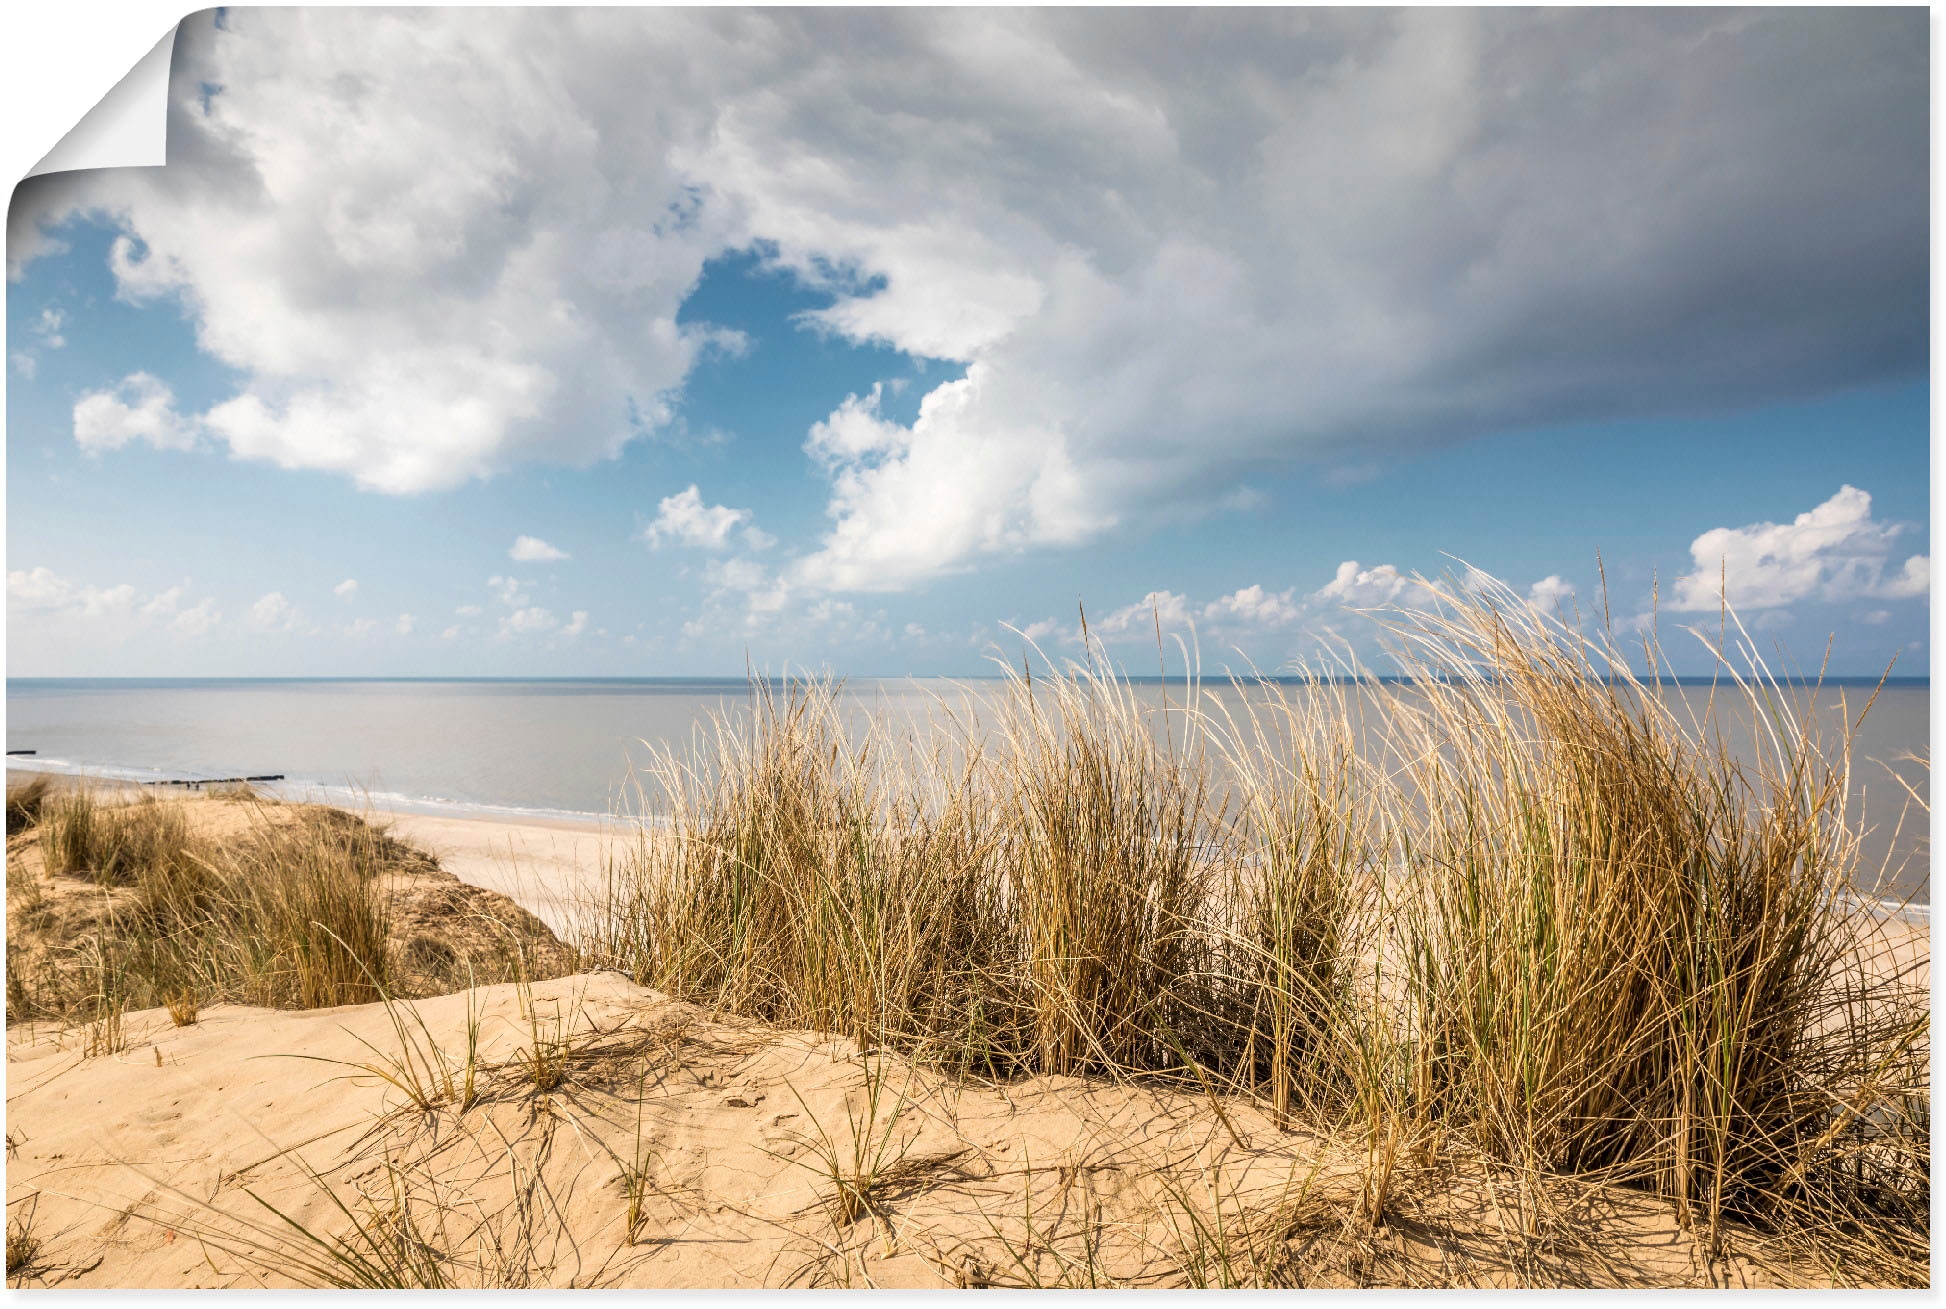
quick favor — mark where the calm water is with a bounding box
[5,677,1929,901]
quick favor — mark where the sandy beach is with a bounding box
[375,808,623,942]
[4,778,1929,1288]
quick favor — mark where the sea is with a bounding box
[5,676,1930,908]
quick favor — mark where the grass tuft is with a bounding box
[5,775,51,836]
[588,570,1926,1281]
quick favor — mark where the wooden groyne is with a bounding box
[142,774,285,790]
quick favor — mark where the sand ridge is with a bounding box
[6,973,1814,1289]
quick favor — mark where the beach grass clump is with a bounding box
[41,791,196,887]
[5,775,51,836]
[990,642,1220,1076]
[1374,574,1926,1260]
[588,569,1924,1280]
[6,1194,42,1283]
[222,808,395,1009]
[594,679,1021,1066]
[1205,667,1380,1126]
[594,650,1235,1077]
[11,794,394,1018]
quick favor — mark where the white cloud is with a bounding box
[1670,486,1929,612]
[510,535,569,563]
[247,591,302,632]
[1017,617,1066,646]
[563,610,589,637]
[455,603,484,617]
[10,309,65,379]
[1311,561,1408,608]
[8,9,1915,587]
[72,372,200,452]
[499,606,558,637]
[346,616,381,640]
[487,575,529,608]
[171,599,221,638]
[138,584,222,636]
[333,578,359,599]
[439,624,461,641]
[1203,584,1302,629]
[1100,590,1192,636]
[7,567,137,618]
[641,485,763,552]
[8,569,223,642]
[396,613,416,635]
[1527,575,1576,611]
[138,586,187,623]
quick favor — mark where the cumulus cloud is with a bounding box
[641,485,765,552]
[170,598,221,638]
[1100,584,1302,636]
[333,578,359,599]
[1312,561,1409,608]
[1204,584,1303,628]
[499,606,558,636]
[396,613,416,635]
[8,568,222,638]
[510,535,569,562]
[1527,575,1576,611]
[487,575,529,608]
[11,308,66,378]
[247,591,302,632]
[72,372,200,452]
[563,610,589,637]
[10,9,1924,582]
[1669,485,1929,612]
[8,567,137,618]
[1100,590,1193,636]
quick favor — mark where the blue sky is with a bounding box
[5,9,1930,679]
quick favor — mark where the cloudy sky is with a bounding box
[5,7,1929,677]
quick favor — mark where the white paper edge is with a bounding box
[24,24,176,179]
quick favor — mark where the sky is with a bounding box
[4,7,1931,679]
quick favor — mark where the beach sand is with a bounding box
[4,781,1928,1288]
[7,970,1845,1290]
[376,808,623,941]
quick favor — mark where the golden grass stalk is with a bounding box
[5,775,51,836]
[585,569,1923,1279]
[14,793,393,1018]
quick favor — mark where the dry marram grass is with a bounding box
[4,572,1927,1286]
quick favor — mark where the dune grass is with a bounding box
[5,775,51,837]
[10,796,394,1020]
[589,572,1928,1280]
[4,571,1922,1286]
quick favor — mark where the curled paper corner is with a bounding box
[25,24,176,179]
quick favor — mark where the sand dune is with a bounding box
[4,786,1924,1288]
[8,971,1825,1289]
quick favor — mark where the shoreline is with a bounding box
[1,757,619,829]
